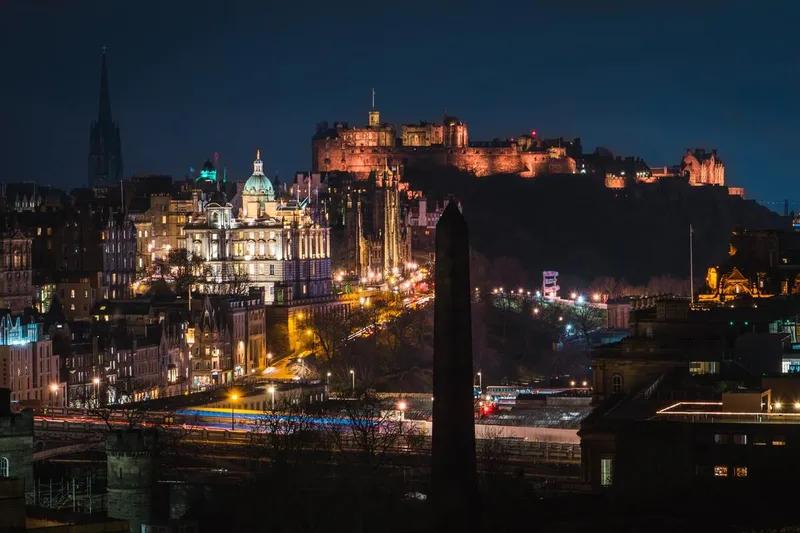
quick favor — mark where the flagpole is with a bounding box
[689,224,694,305]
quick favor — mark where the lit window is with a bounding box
[772,437,787,446]
[0,456,8,477]
[734,466,748,478]
[600,457,613,487]
[713,465,728,477]
[611,374,623,394]
[733,434,747,445]
[70,289,75,299]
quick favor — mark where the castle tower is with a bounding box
[88,49,123,188]
[106,429,157,533]
[368,88,380,127]
[432,202,478,531]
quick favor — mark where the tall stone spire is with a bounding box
[432,201,478,531]
[88,48,123,188]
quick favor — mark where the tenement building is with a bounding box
[0,229,33,313]
[312,106,576,178]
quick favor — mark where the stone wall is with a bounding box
[0,410,33,492]
[106,429,157,533]
[312,138,575,178]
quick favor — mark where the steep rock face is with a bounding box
[408,168,787,285]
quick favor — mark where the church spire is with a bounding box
[88,47,123,188]
[98,46,112,124]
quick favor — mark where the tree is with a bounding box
[325,393,424,471]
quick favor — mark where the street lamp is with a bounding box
[92,377,101,406]
[268,386,276,411]
[397,400,407,422]
[349,369,355,396]
[229,393,239,430]
[476,371,482,391]
[267,352,273,368]
[49,383,58,407]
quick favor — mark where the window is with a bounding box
[772,437,787,446]
[734,466,748,478]
[733,434,747,445]
[611,374,623,394]
[714,433,729,445]
[0,457,8,477]
[600,457,613,487]
[713,465,728,477]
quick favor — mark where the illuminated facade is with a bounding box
[0,314,64,406]
[313,108,576,178]
[681,148,725,186]
[186,150,333,305]
[0,229,33,313]
[101,212,136,300]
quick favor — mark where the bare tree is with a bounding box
[327,393,423,470]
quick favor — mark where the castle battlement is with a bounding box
[312,110,576,178]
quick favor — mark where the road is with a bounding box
[256,291,433,383]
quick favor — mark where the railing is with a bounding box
[34,418,581,465]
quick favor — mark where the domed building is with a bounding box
[185,149,334,307]
[241,150,276,219]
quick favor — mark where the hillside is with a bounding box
[407,168,788,289]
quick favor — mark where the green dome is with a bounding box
[243,150,275,200]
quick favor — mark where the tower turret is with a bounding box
[368,88,380,127]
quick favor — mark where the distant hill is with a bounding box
[406,167,788,288]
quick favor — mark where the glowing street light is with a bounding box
[268,386,276,410]
[267,352,273,367]
[229,392,239,430]
[476,371,482,391]
[49,383,59,406]
[582,380,588,387]
[397,400,408,422]
[349,369,355,396]
[774,401,783,411]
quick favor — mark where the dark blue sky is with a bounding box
[1,0,798,202]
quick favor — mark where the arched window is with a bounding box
[0,456,9,477]
[611,374,623,394]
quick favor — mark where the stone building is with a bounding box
[312,107,576,178]
[0,229,33,312]
[106,429,157,533]
[185,150,333,306]
[101,212,136,300]
[0,313,64,406]
[681,148,725,186]
[0,389,33,496]
[88,50,123,189]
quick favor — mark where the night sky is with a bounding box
[1,1,798,202]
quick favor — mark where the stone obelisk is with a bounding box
[432,201,478,531]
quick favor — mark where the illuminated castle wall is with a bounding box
[312,109,576,178]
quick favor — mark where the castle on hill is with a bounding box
[312,103,577,178]
[312,96,743,196]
